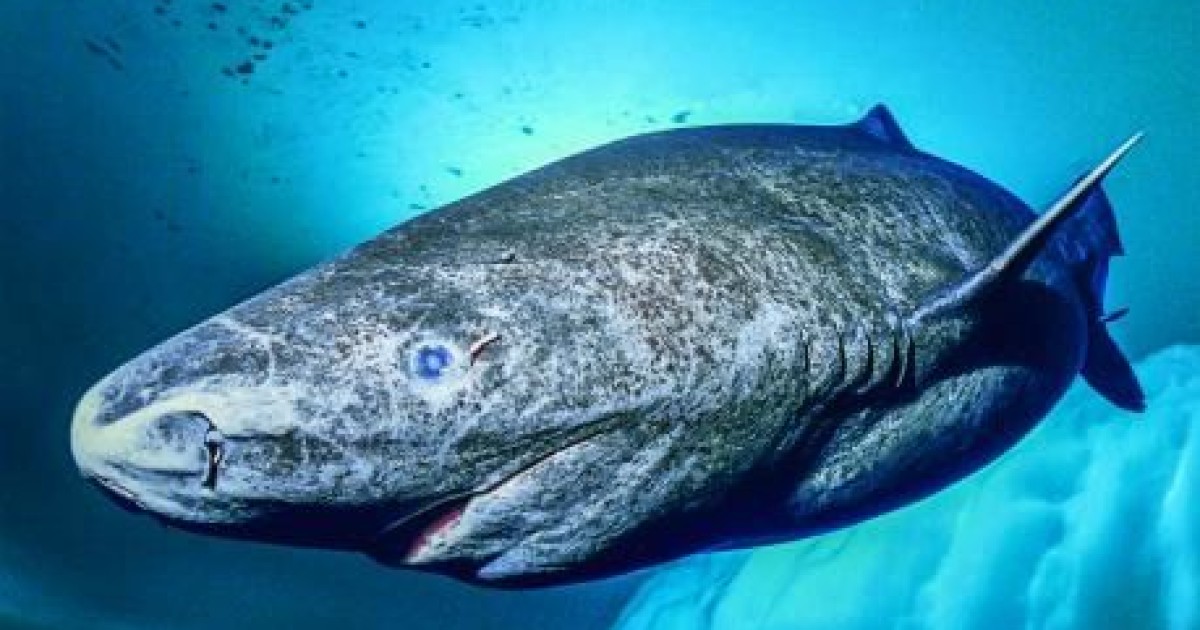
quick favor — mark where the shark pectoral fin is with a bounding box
[1081,324,1145,412]
[851,104,915,151]
[909,133,1144,326]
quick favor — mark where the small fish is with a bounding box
[82,38,124,71]
[71,106,1143,586]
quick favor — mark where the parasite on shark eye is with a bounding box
[467,332,500,365]
[202,429,224,490]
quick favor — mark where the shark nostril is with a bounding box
[145,410,226,485]
[153,411,214,445]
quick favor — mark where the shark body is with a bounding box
[71,107,1143,586]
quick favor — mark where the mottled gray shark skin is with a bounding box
[70,106,1143,587]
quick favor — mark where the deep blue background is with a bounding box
[2,1,1196,628]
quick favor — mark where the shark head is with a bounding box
[70,237,788,585]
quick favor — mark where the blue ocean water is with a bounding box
[1,1,1197,628]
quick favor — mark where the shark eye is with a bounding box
[412,343,456,380]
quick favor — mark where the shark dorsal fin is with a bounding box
[909,133,1143,326]
[853,104,914,151]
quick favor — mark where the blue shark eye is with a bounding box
[413,344,455,380]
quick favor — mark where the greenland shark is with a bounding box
[71,106,1144,586]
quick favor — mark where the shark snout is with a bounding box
[70,381,217,506]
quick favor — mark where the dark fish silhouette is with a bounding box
[71,106,1143,586]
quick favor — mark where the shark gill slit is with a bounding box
[854,331,875,396]
[890,329,907,389]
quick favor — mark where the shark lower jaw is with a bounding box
[145,501,434,552]
[85,471,434,551]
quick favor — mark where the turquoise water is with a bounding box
[2,1,1197,628]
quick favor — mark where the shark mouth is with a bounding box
[364,442,557,569]
[379,494,472,565]
[363,481,495,570]
[365,412,633,571]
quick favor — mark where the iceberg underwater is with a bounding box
[616,345,1200,630]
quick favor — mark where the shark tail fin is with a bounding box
[908,134,1145,412]
[1066,186,1146,412]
